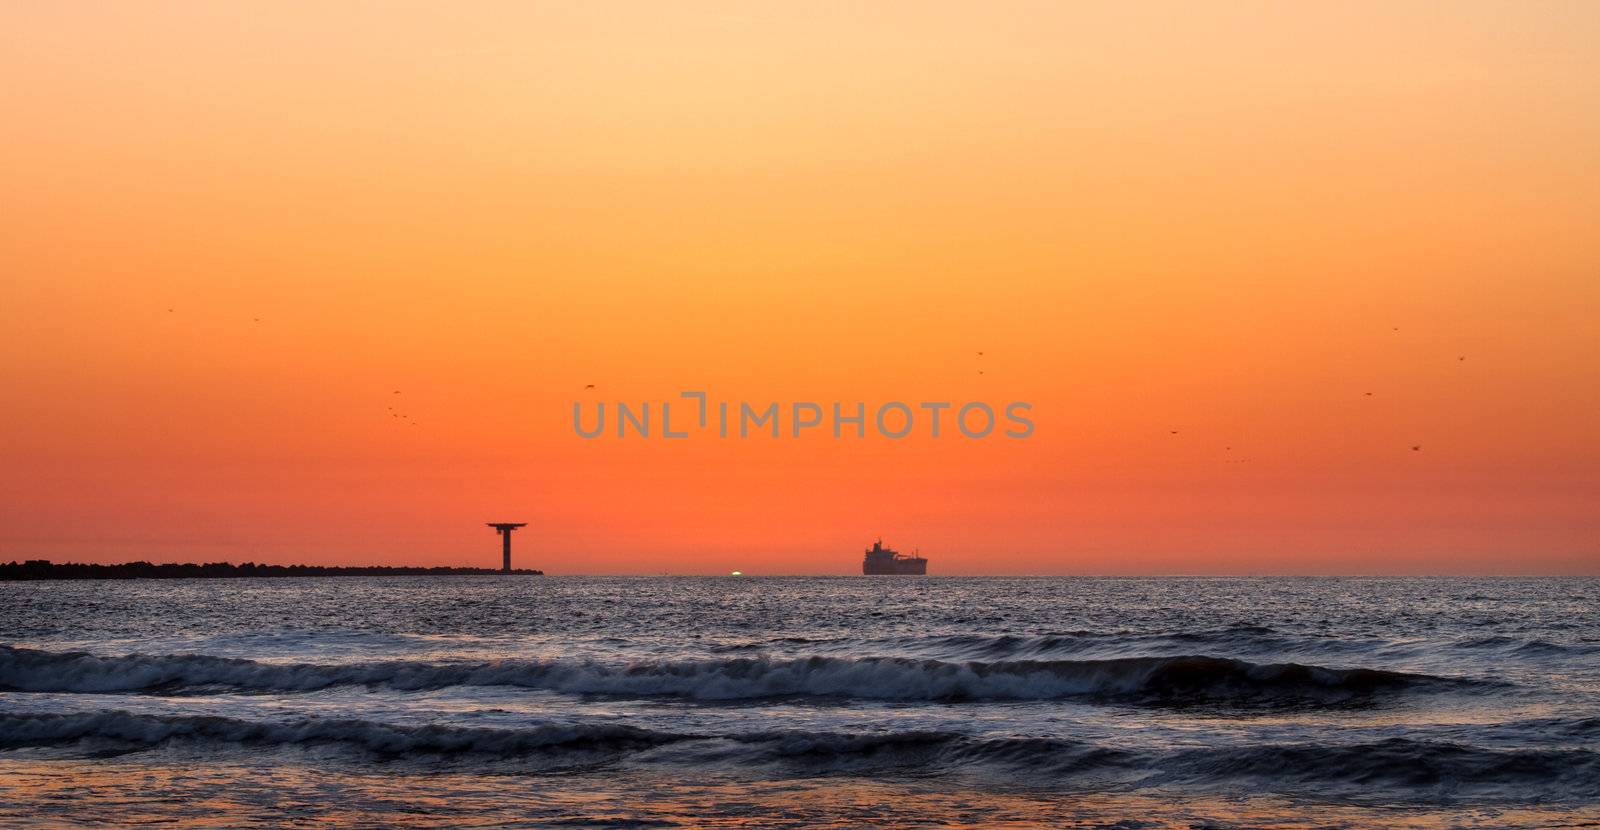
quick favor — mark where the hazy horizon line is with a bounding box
[7,564,1597,579]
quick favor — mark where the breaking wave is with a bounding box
[0,710,678,758]
[2,711,1593,801]
[1161,737,1600,800]
[0,646,1480,703]
[707,626,1379,660]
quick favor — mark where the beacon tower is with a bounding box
[486,523,528,572]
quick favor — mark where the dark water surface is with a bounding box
[2,576,1597,828]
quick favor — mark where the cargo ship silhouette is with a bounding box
[862,539,927,575]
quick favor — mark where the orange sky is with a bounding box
[2,2,1597,574]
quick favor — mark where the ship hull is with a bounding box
[863,561,927,575]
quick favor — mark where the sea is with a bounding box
[1,576,1596,829]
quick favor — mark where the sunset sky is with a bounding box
[3,2,1597,574]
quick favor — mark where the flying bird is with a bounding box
[1458,356,1466,361]
[1364,392,1373,396]
[584,384,595,390]
[1411,445,1422,452]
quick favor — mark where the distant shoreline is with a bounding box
[0,560,543,581]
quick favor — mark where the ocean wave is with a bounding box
[0,706,1113,774]
[0,710,679,758]
[1452,635,1598,656]
[0,646,1478,703]
[710,628,1402,662]
[1163,737,1600,800]
[2,711,1593,801]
